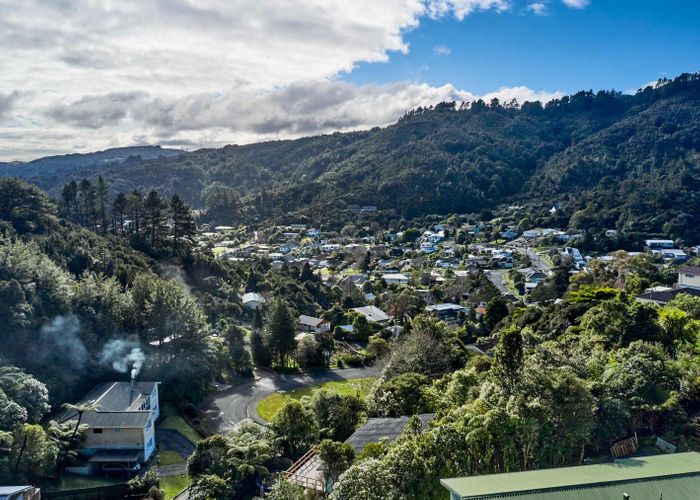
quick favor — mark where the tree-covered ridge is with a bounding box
[13,73,700,243]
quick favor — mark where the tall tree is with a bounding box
[492,326,523,393]
[169,193,196,253]
[111,192,128,234]
[143,190,167,249]
[96,175,109,233]
[127,190,143,235]
[60,181,78,222]
[267,299,297,367]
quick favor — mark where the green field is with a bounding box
[159,405,203,445]
[159,449,186,465]
[161,474,190,499]
[256,377,375,421]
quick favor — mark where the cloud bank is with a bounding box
[0,0,563,161]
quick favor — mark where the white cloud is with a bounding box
[426,0,511,20]
[0,0,556,161]
[562,0,590,9]
[528,2,549,15]
[433,45,452,55]
[480,86,564,104]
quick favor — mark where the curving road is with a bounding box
[202,366,379,434]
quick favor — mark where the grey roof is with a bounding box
[77,381,157,412]
[345,414,435,454]
[79,411,151,428]
[0,487,34,495]
[352,305,390,322]
[298,315,327,327]
[679,265,700,275]
[426,303,468,312]
[636,287,700,304]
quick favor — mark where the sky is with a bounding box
[0,0,699,161]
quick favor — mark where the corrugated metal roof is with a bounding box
[345,414,435,454]
[79,381,157,411]
[478,474,700,499]
[441,453,700,499]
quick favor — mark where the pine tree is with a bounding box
[96,176,109,233]
[111,192,128,234]
[60,181,78,222]
[143,190,167,249]
[169,194,196,253]
[127,190,143,235]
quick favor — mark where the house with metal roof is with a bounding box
[352,305,391,323]
[60,381,160,475]
[298,315,331,334]
[0,486,41,500]
[441,452,700,500]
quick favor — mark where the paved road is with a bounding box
[484,269,509,295]
[524,248,553,275]
[202,366,379,434]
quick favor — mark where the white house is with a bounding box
[679,266,700,290]
[242,292,266,310]
[61,381,160,475]
[298,315,331,334]
[523,229,542,239]
[645,239,675,249]
[382,273,410,285]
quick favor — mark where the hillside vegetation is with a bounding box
[8,73,700,243]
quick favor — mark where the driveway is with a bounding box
[202,366,379,434]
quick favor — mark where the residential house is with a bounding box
[425,303,468,324]
[60,381,160,475]
[306,228,321,238]
[241,292,266,310]
[653,248,688,262]
[679,266,700,289]
[523,269,547,284]
[382,273,410,285]
[0,487,41,500]
[522,229,542,239]
[441,452,700,500]
[500,229,519,240]
[361,205,377,213]
[420,241,437,254]
[298,315,331,334]
[636,267,700,305]
[352,305,390,323]
[645,239,675,249]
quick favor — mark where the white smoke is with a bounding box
[99,339,146,379]
[39,314,88,369]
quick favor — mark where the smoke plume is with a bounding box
[99,339,146,379]
[39,314,88,369]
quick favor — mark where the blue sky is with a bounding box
[344,1,700,95]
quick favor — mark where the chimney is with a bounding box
[130,377,135,404]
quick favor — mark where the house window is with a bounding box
[93,428,103,434]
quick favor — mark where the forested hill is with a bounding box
[0,145,183,179]
[12,72,700,242]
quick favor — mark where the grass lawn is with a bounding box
[257,377,375,421]
[159,449,186,465]
[161,474,190,500]
[159,405,203,445]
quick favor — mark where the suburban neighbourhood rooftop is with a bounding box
[441,452,700,499]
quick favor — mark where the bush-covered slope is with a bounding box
[11,73,700,241]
